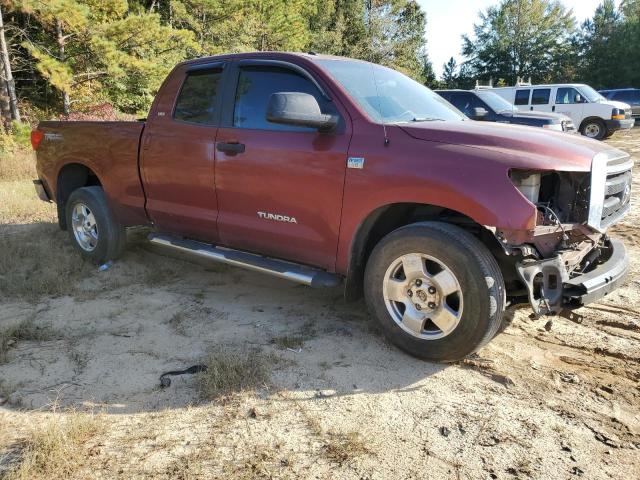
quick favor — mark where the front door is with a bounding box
[553,87,585,126]
[215,61,351,270]
[140,63,225,242]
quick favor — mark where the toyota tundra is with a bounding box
[31,52,632,361]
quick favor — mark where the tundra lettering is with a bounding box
[31,52,631,362]
[257,211,298,223]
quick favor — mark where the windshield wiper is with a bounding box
[410,117,444,122]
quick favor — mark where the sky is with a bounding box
[418,0,616,78]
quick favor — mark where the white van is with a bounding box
[492,83,634,140]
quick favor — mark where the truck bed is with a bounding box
[35,120,149,226]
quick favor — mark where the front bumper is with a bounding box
[516,238,629,315]
[563,238,629,307]
[604,118,635,132]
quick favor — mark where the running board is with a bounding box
[148,233,341,288]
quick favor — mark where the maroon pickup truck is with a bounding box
[32,52,632,361]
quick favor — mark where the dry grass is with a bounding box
[323,430,369,465]
[2,410,104,480]
[197,349,272,400]
[0,318,54,364]
[0,146,55,225]
[296,403,369,465]
[0,181,56,225]
[270,334,307,350]
[0,225,94,300]
[0,148,36,182]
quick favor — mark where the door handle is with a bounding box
[530,106,533,111]
[216,142,245,154]
[552,105,556,112]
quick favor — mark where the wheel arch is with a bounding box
[579,116,605,132]
[56,162,103,230]
[343,202,505,301]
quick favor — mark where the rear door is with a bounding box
[214,59,351,270]
[554,87,585,126]
[140,62,226,243]
[530,88,553,114]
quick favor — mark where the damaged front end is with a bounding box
[498,150,632,318]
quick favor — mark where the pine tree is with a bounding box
[442,57,458,88]
[462,0,576,84]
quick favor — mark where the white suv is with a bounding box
[492,83,634,140]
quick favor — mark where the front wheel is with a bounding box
[364,222,505,362]
[65,186,126,264]
[581,119,606,140]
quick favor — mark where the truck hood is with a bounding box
[604,100,631,110]
[399,120,622,172]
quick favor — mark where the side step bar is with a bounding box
[148,233,341,288]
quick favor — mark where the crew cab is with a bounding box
[492,83,634,140]
[32,53,632,362]
[435,88,576,133]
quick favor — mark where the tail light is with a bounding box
[31,130,44,150]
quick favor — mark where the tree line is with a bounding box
[0,0,431,129]
[441,0,640,90]
[0,0,639,132]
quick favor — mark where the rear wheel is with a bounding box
[364,222,505,362]
[581,119,606,140]
[65,186,126,264]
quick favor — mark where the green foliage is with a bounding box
[577,0,640,88]
[3,0,434,117]
[442,57,458,88]
[462,0,576,84]
[0,122,31,154]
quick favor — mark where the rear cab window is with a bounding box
[173,68,223,125]
[514,89,531,106]
[531,89,551,105]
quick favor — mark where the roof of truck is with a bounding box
[492,83,588,89]
[599,87,640,92]
[177,51,367,68]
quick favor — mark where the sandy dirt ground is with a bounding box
[1,129,639,479]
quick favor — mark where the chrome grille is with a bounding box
[602,170,632,224]
[588,150,633,231]
[561,120,576,132]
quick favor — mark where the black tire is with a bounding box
[580,119,606,140]
[65,186,126,264]
[364,222,505,362]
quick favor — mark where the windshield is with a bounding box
[476,90,515,113]
[316,59,465,123]
[579,85,606,103]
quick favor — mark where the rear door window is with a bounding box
[531,89,551,105]
[514,89,531,105]
[173,69,223,125]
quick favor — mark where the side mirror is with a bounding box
[266,92,337,132]
[575,94,584,103]
[471,107,488,120]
